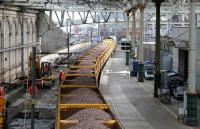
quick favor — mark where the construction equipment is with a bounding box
[0,86,7,129]
[29,53,55,89]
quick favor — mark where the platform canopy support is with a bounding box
[186,0,198,125]
[152,0,164,97]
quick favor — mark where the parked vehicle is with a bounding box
[173,86,184,99]
[160,70,184,102]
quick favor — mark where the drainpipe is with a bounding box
[186,0,198,125]
[137,5,144,82]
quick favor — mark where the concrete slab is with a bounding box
[100,45,198,129]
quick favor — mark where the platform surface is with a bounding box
[100,46,199,129]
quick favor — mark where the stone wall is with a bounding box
[0,5,39,82]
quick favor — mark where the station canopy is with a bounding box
[1,0,199,13]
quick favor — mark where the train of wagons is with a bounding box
[55,38,124,129]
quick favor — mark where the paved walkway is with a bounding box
[99,46,198,129]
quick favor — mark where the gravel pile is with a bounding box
[66,76,96,85]
[79,60,95,65]
[81,56,96,60]
[68,108,112,121]
[68,120,110,129]
[68,88,97,96]
[62,88,102,103]
[68,68,94,74]
[66,95,102,104]
[72,68,94,73]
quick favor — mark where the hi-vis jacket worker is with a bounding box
[59,70,65,85]
[0,87,4,97]
[28,85,38,96]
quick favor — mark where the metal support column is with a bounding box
[31,46,36,129]
[115,13,118,44]
[125,13,130,65]
[21,18,25,77]
[66,20,69,54]
[132,9,137,59]
[98,16,100,43]
[137,6,144,82]
[186,0,198,125]
[90,28,93,48]
[153,0,164,97]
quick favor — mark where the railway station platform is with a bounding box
[100,45,200,129]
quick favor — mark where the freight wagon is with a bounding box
[55,38,123,129]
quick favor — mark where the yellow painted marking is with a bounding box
[59,103,109,109]
[65,73,95,77]
[60,85,97,88]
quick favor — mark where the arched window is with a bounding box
[33,21,37,43]
[23,18,28,45]
[3,19,11,82]
[16,18,22,74]
[29,19,33,44]
[4,19,10,48]
[10,20,17,47]
[17,18,21,46]
[0,21,3,49]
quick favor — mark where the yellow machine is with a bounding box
[0,87,5,129]
[0,97,5,129]
[29,53,55,88]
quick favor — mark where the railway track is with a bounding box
[7,42,94,129]
[56,38,123,129]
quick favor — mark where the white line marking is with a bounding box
[139,83,178,118]
[139,83,194,129]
